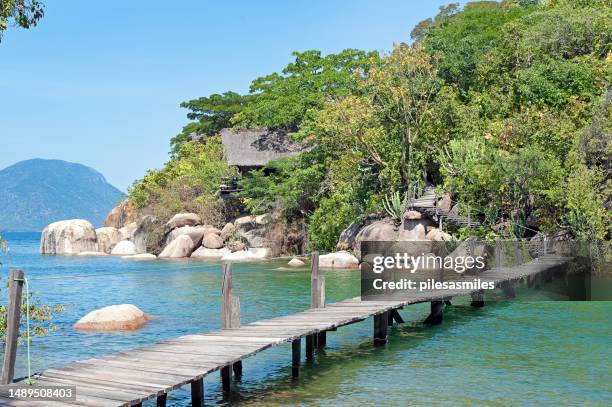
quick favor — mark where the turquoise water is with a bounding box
[1,232,610,406]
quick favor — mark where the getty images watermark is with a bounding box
[360,240,610,301]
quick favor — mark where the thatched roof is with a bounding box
[220,128,308,167]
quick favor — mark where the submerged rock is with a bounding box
[288,258,305,267]
[111,240,137,255]
[73,304,150,331]
[77,251,108,256]
[221,248,271,261]
[319,251,359,269]
[40,219,98,255]
[121,253,157,260]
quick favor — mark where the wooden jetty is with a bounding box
[0,250,570,407]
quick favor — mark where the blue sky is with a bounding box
[0,0,459,191]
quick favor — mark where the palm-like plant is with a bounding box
[382,191,409,223]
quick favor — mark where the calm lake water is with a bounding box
[1,232,610,406]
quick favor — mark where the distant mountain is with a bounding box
[0,159,124,232]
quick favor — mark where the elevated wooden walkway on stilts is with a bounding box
[0,251,571,407]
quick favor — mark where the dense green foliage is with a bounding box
[131,0,611,250]
[0,0,44,41]
[129,137,237,227]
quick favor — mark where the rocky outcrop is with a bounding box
[119,222,138,241]
[159,235,197,258]
[165,213,201,231]
[191,247,230,259]
[132,215,161,254]
[425,228,452,242]
[73,304,150,331]
[399,210,434,241]
[319,251,359,269]
[40,219,98,255]
[166,225,207,246]
[111,240,137,255]
[202,233,224,249]
[288,258,305,267]
[95,227,121,254]
[220,222,236,240]
[104,200,133,229]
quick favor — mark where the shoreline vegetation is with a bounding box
[36,1,611,263]
[122,0,610,258]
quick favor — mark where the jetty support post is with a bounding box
[291,339,301,378]
[221,262,241,391]
[156,393,167,407]
[1,269,24,385]
[191,378,204,407]
[470,290,485,308]
[310,252,326,349]
[374,311,390,345]
[423,301,445,325]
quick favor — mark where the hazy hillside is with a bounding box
[0,159,124,231]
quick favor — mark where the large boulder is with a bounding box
[220,222,236,240]
[352,219,398,257]
[425,228,452,242]
[319,251,359,269]
[220,248,271,261]
[399,210,434,241]
[103,200,132,229]
[73,304,150,331]
[227,241,247,252]
[132,215,161,254]
[165,213,201,232]
[40,219,98,255]
[191,247,230,259]
[288,258,305,267]
[234,214,272,248]
[437,193,452,213]
[95,227,121,254]
[111,240,137,255]
[159,235,197,258]
[202,233,224,249]
[119,222,138,241]
[166,225,207,246]
[336,214,392,254]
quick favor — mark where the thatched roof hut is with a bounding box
[220,128,307,169]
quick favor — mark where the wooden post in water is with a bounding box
[470,290,485,308]
[156,393,167,407]
[373,311,389,345]
[310,252,326,348]
[221,262,241,392]
[1,269,24,385]
[291,339,301,378]
[191,378,204,407]
[423,301,445,325]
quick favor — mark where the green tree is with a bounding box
[171,92,251,153]
[233,49,380,130]
[0,0,44,41]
